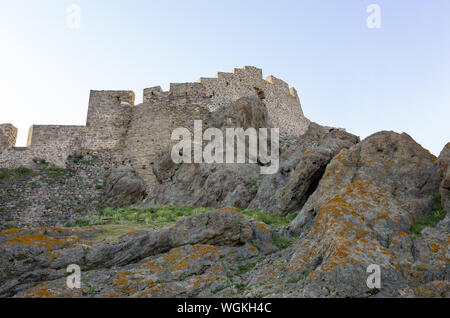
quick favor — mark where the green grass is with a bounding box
[286,270,310,284]
[238,209,297,227]
[0,166,32,180]
[6,221,17,229]
[65,205,212,228]
[234,283,246,292]
[236,262,256,275]
[410,195,447,239]
[64,205,297,230]
[212,284,231,294]
[273,234,293,250]
[67,154,84,164]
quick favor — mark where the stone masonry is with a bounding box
[0,66,310,191]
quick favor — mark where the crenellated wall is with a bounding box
[199,66,309,137]
[0,66,310,192]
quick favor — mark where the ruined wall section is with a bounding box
[0,125,85,167]
[199,66,310,137]
[0,90,135,168]
[0,124,18,152]
[123,85,210,190]
[82,90,135,151]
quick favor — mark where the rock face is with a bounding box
[146,97,272,209]
[0,209,255,297]
[1,102,448,298]
[286,131,443,297]
[104,166,147,208]
[209,96,271,133]
[146,163,260,208]
[148,121,359,215]
[248,123,359,215]
[437,143,450,212]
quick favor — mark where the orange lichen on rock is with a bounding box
[1,232,79,250]
[256,223,271,232]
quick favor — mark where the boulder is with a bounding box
[287,131,440,297]
[247,123,359,215]
[145,162,260,208]
[104,165,146,208]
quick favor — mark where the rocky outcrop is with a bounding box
[247,123,359,215]
[1,112,448,298]
[104,166,147,208]
[147,122,359,215]
[209,96,271,132]
[437,143,450,212]
[146,163,260,208]
[0,209,254,297]
[146,97,274,209]
[285,131,443,297]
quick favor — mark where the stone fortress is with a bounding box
[0,66,310,190]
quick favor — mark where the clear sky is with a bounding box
[0,0,449,155]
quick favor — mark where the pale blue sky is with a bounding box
[0,0,449,155]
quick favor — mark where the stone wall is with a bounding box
[199,66,309,137]
[0,124,17,152]
[121,92,211,191]
[0,66,310,192]
[83,90,135,151]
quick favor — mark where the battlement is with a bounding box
[198,66,298,98]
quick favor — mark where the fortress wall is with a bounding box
[143,86,167,103]
[121,95,210,191]
[0,124,18,152]
[28,125,85,147]
[0,125,86,168]
[82,90,135,151]
[198,66,309,136]
[2,66,310,191]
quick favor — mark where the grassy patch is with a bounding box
[410,210,447,239]
[65,205,212,229]
[212,284,231,294]
[0,167,32,180]
[234,283,246,292]
[238,209,297,227]
[6,221,17,229]
[67,154,84,164]
[236,262,256,275]
[273,234,293,250]
[410,195,447,239]
[286,270,310,284]
[65,205,296,230]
